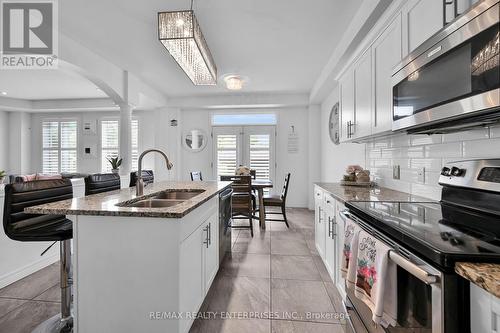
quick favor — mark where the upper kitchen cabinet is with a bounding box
[372,14,402,134]
[402,0,443,56]
[352,48,373,139]
[339,66,355,142]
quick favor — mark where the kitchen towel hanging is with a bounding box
[342,217,360,280]
[354,230,397,327]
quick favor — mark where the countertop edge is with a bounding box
[455,262,500,299]
[25,182,232,219]
[314,182,435,204]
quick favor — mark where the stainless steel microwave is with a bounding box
[392,0,499,134]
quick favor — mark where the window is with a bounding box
[213,126,275,186]
[211,113,277,126]
[216,133,239,177]
[42,120,78,174]
[100,119,139,173]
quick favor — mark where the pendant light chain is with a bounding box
[190,0,194,10]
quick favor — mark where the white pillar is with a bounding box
[119,103,132,186]
[308,104,321,210]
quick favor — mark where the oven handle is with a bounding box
[388,250,438,285]
[340,210,439,285]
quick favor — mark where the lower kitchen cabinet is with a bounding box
[470,283,500,333]
[179,211,218,333]
[314,186,346,297]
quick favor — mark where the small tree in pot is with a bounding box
[107,157,123,175]
[0,170,5,184]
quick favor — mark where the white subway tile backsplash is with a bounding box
[425,142,462,158]
[402,146,425,158]
[410,158,443,172]
[442,128,489,143]
[462,138,500,158]
[381,147,402,159]
[368,128,500,199]
[425,171,441,186]
[410,183,441,201]
[489,125,500,138]
[410,134,442,146]
[390,135,411,148]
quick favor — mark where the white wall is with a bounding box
[30,110,157,175]
[320,86,366,182]
[179,107,313,208]
[366,126,500,200]
[8,112,32,174]
[0,111,8,173]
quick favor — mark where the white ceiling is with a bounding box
[0,70,107,100]
[60,0,363,97]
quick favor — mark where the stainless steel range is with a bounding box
[341,159,500,333]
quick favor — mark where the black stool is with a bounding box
[84,173,120,196]
[3,179,74,332]
[129,170,154,187]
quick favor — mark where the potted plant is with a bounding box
[0,170,5,184]
[107,157,122,175]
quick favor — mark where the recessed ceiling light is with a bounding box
[96,87,102,91]
[1,91,7,96]
[223,75,248,91]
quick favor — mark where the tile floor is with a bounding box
[0,208,347,333]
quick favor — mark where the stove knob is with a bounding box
[451,167,465,177]
[441,167,451,176]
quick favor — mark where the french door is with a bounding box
[212,126,276,184]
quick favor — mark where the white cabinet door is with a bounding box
[315,203,326,259]
[335,201,347,299]
[402,0,443,56]
[179,224,205,333]
[339,67,355,142]
[471,283,500,333]
[353,48,373,139]
[323,200,336,278]
[203,214,219,293]
[373,14,402,134]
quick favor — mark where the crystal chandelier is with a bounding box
[158,8,217,85]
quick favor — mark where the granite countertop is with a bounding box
[315,182,434,203]
[455,262,500,298]
[25,181,232,219]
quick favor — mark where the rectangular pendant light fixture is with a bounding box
[158,10,217,85]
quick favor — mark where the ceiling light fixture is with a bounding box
[223,75,246,90]
[1,91,7,96]
[158,0,217,86]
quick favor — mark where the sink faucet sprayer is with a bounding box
[136,149,173,196]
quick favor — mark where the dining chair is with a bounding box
[263,173,291,228]
[220,175,254,237]
[190,171,203,181]
[130,170,154,187]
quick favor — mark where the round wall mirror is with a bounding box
[329,102,340,145]
[183,129,208,152]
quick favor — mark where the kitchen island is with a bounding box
[26,181,232,333]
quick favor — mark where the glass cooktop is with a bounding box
[346,201,500,268]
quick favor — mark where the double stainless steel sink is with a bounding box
[121,189,205,208]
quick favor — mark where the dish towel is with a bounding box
[341,219,361,289]
[341,217,360,281]
[353,230,397,327]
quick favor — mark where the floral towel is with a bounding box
[353,230,397,328]
[341,217,360,279]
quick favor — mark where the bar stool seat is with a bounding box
[3,179,74,333]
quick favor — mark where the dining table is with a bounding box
[251,179,273,230]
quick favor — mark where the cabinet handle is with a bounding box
[318,207,322,223]
[332,219,337,238]
[328,217,332,238]
[208,223,211,246]
[203,226,209,248]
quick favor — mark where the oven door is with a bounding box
[340,211,443,333]
[392,1,499,132]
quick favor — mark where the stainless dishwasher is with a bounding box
[219,188,233,263]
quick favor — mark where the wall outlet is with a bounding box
[417,167,425,183]
[393,165,400,180]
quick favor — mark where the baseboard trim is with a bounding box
[0,254,59,289]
